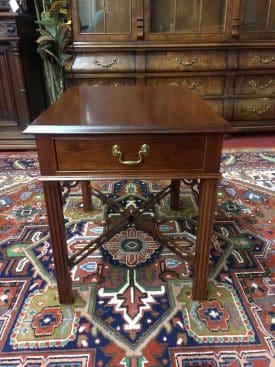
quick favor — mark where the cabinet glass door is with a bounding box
[72,0,135,41]
[240,0,275,38]
[145,0,233,41]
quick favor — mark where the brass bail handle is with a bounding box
[112,144,150,166]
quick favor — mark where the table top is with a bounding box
[25,86,232,135]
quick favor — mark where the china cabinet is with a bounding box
[67,0,275,132]
[0,2,45,149]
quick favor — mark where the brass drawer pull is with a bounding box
[112,144,150,165]
[248,104,272,115]
[248,79,275,90]
[173,56,200,66]
[252,55,275,64]
[94,57,119,68]
[188,81,199,89]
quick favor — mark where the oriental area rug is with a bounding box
[0,148,274,367]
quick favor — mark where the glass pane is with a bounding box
[201,0,226,32]
[268,0,275,30]
[78,0,104,33]
[106,0,131,33]
[150,0,227,34]
[176,0,200,33]
[241,0,269,31]
[150,0,174,33]
[78,0,131,34]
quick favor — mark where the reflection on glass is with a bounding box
[176,0,201,33]
[78,0,131,34]
[241,0,269,31]
[150,0,227,34]
[150,0,174,33]
[200,0,226,32]
[268,1,275,31]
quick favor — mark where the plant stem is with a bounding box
[33,0,41,22]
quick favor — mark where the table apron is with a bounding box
[38,172,222,181]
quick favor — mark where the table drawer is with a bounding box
[146,51,227,72]
[238,50,275,70]
[55,136,207,172]
[234,75,275,95]
[233,98,275,121]
[146,76,225,96]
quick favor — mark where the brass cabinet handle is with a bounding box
[173,56,200,66]
[170,80,199,89]
[252,55,275,64]
[170,81,180,86]
[88,81,103,86]
[88,81,121,87]
[248,104,272,115]
[188,81,199,89]
[248,79,275,90]
[94,57,119,68]
[112,144,150,165]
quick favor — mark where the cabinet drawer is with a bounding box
[238,50,275,70]
[234,76,275,95]
[71,53,136,73]
[146,51,227,72]
[70,78,136,87]
[55,136,207,173]
[146,76,225,96]
[233,98,275,121]
[204,99,224,116]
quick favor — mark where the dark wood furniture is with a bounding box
[24,85,232,304]
[67,0,275,132]
[0,3,45,149]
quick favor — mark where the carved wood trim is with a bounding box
[231,0,241,38]
[136,0,144,40]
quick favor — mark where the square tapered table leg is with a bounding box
[43,181,74,304]
[81,181,93,211]
[192,178,218,300]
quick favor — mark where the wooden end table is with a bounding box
[25,86,232,304]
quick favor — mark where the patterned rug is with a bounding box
[0,148,274,366]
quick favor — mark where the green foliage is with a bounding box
[34,0,71,104]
